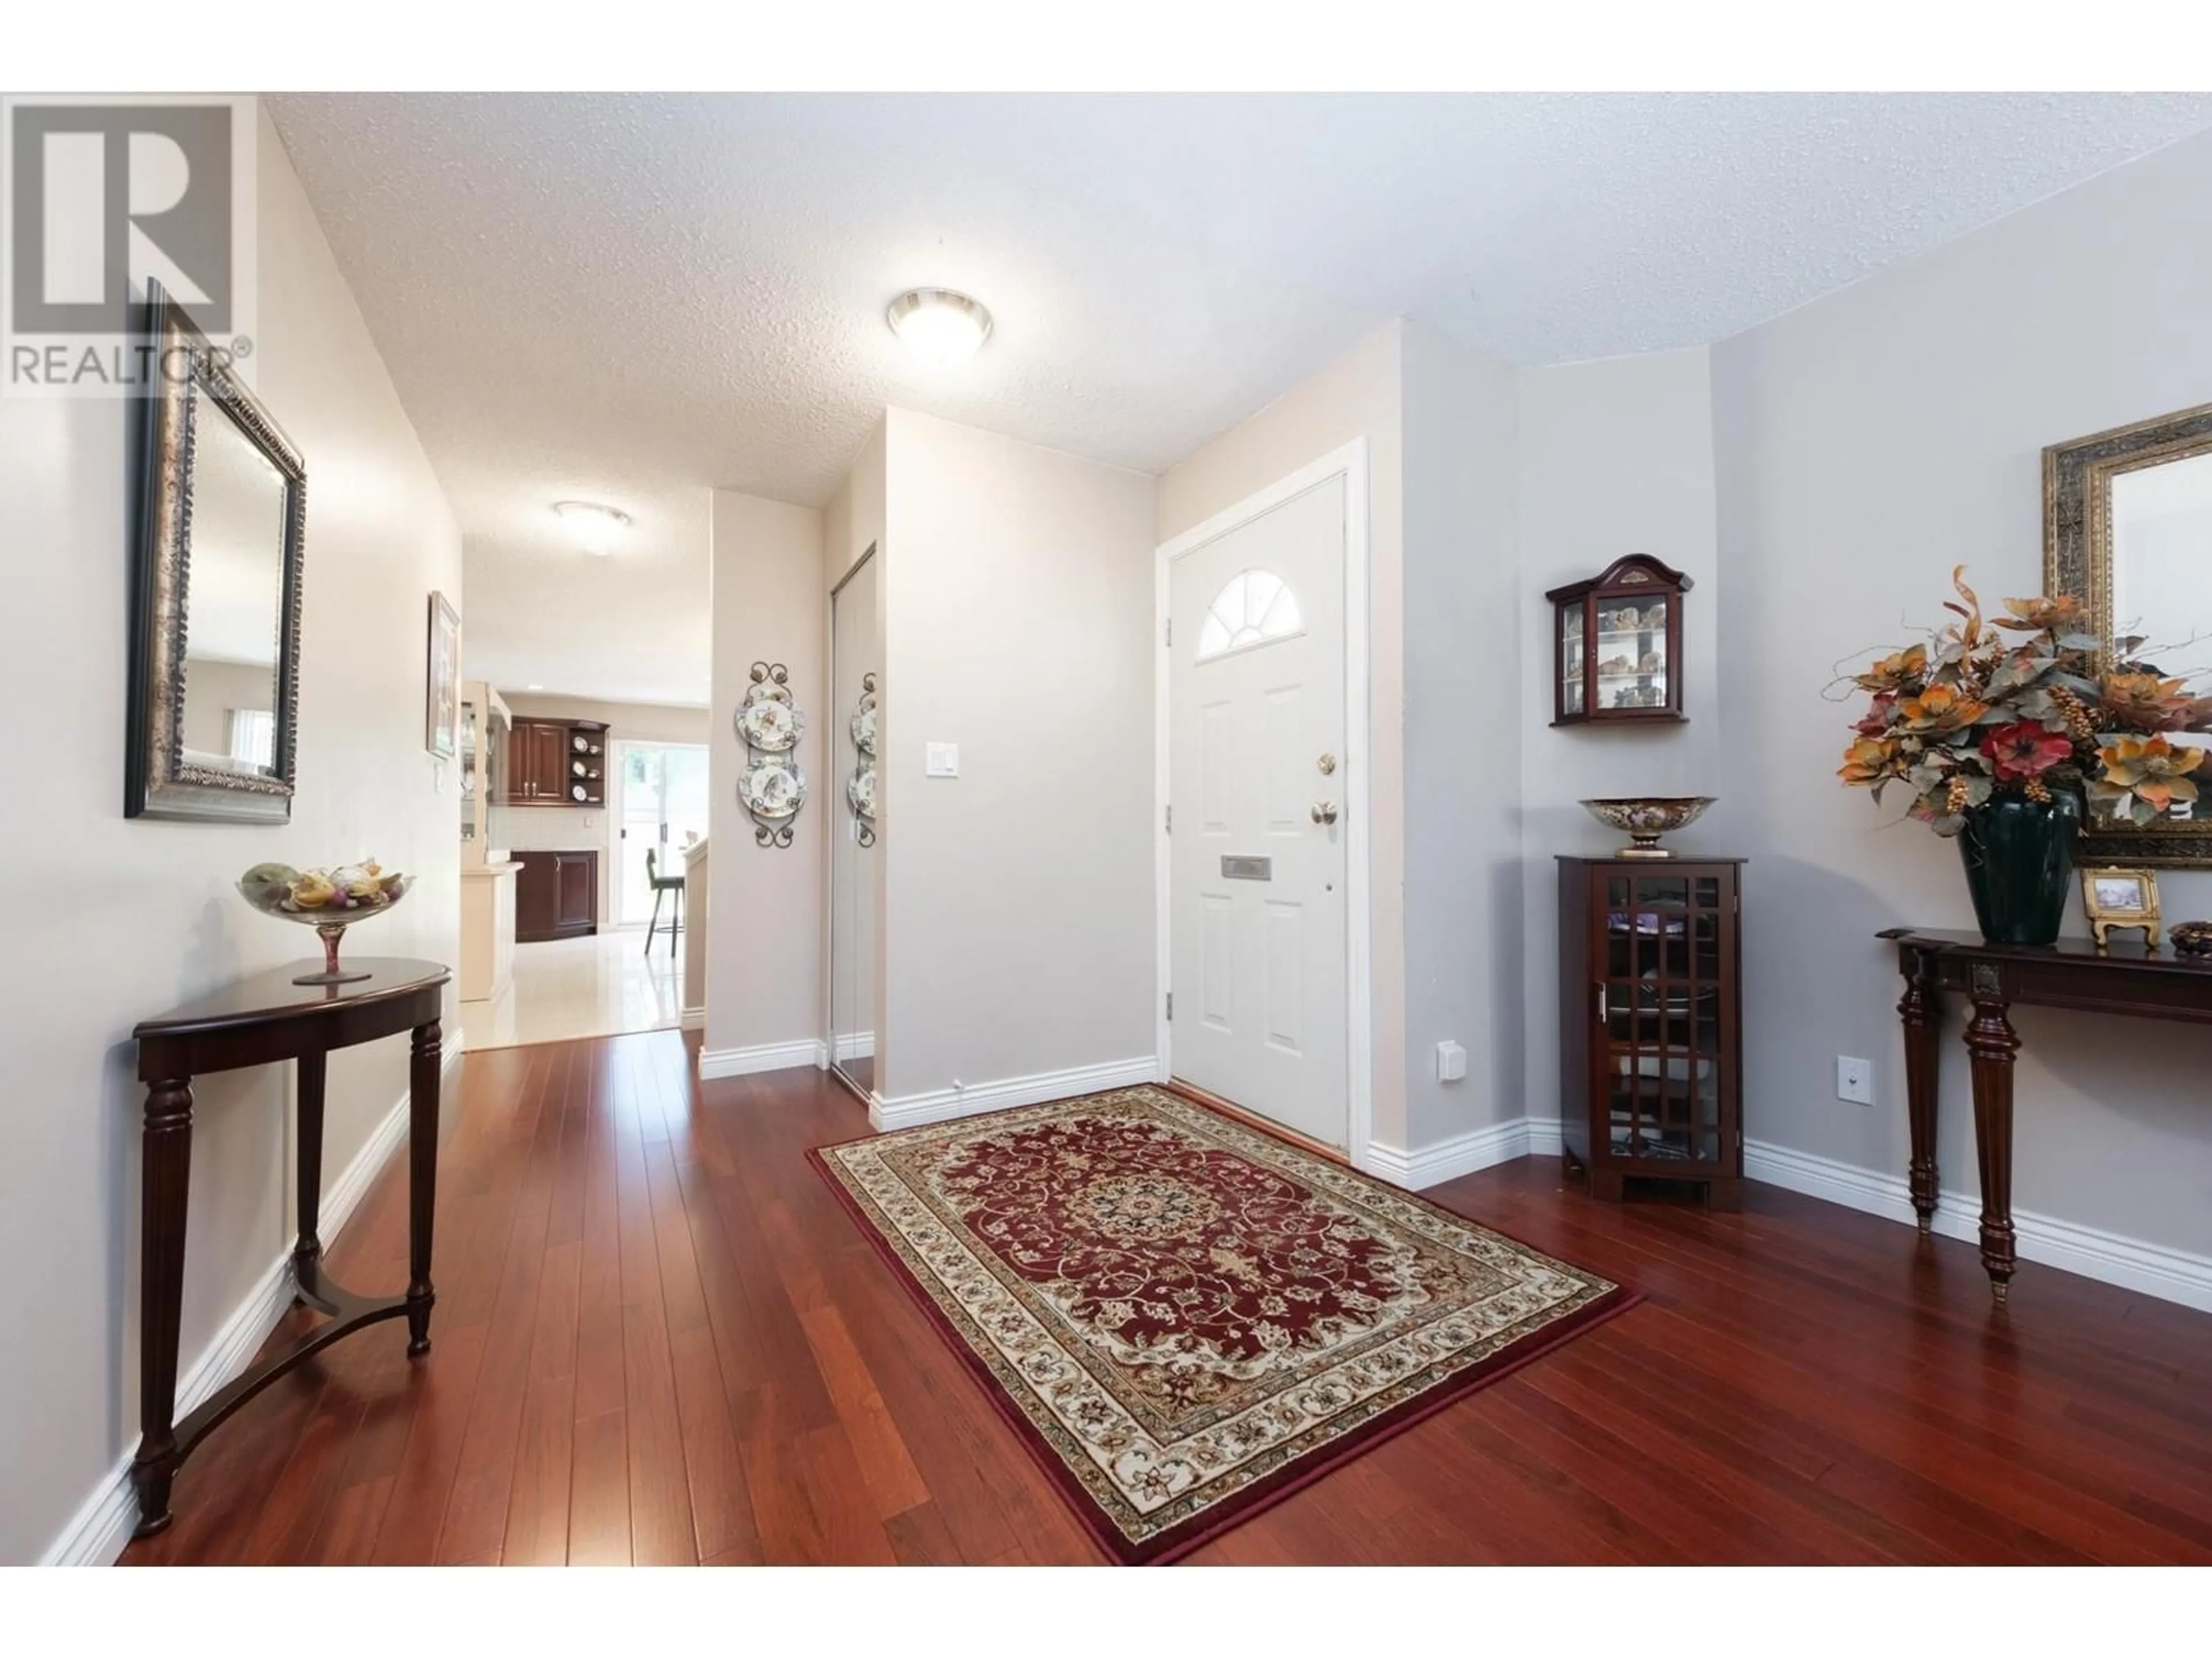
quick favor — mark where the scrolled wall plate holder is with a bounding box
[737,661,807,847]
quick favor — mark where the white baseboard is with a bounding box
[869,1055,1161,1132]
[42,1039,465,1567]
[678,1007,704,1032]
[1366,1114,1563,1188]
[832,1029,875,1063]
[697,1037,827,1080]
[1744,1136,2212,1315]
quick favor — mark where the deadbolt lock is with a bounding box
[1316,752,1338,775]
[1310,800,1339,826]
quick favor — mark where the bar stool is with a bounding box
[644,847,685,958]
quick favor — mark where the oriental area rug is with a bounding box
[810,1086,1634,1564]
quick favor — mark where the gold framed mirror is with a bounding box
[2044,400,2212,866]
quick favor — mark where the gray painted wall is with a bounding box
[1711,128,2212,1258]
[1517,347,1723,1151]
[880,409,1158,1101]
[1401,323,1524,1147]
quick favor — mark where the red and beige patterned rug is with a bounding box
[810,1086,1634,1564]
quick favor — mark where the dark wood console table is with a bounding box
[1878,927,2212,1305]
[130,957,449,1536]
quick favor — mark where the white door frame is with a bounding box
[1154,438,1373,1171]
[611,736,709,929]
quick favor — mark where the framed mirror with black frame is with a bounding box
[126,278,308,824]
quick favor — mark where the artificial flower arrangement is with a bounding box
[1837,567,2210,831]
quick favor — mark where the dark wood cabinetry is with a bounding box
[1547,555,1690,725]
[507,718,607,806]
[515,849,598,941]
[1558,855,1744,1207]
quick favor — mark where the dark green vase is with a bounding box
[1957,791,2081,946]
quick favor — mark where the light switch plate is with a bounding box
[1836,1055,1873,1107]
[926,742,960,778]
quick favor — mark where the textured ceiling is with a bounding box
[266,92,2212,704]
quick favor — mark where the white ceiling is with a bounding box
[265,92,2212,705]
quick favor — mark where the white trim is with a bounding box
[1155,439,1374,1173]
[1744,1137,2212,1315]
[833,1029,876,1063]
[42,1039,465,1566]
[868,1055,1160,1134]
[678,1007,705,1032]
[696,1037,828,1080]
[1366,1115,1565,1190]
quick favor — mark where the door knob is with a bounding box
[1310,801,1339,825]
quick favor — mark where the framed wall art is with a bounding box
[426,591,461,759]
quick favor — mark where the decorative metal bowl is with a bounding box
[2172,920,2212,958]
[238,861,411,985]
[1579,797,1716,860]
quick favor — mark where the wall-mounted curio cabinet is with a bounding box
[1546,554,1690,726]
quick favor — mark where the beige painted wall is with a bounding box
[706,489,827,1059]
[0,103,463,1563]
[488,694,710,924]
[878,408,1157,1101]
[1710,127,2212,1267]
[1156,323,1412,1152]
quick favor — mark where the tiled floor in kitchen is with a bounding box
[460,927,684,1051]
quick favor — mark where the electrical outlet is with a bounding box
[1836,1055,1873,1107]
[1435,1040,1467,1082]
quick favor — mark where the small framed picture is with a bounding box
[2080,865,2161,952]
[426,592,461,759]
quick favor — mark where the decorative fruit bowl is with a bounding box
[238,860,411,985]
[1579,797,1716,860]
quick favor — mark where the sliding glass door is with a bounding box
[614,741,709,927]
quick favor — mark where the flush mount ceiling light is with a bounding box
[552,499,632,554]
[886,287,993,365]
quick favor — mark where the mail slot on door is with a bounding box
[1220,855,1272,881]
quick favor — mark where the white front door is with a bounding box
[1166,474,1349,1148]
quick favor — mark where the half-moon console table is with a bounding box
[130,957,450,1537]
[1877,927,2212,1305]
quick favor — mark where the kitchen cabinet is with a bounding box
[515,849,598,941]
[507,718,607,806]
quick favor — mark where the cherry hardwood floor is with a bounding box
[123,1031,2212,1566]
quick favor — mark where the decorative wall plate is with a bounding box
[847,765,878,821]
[570,783,587,801]
[740,757,806,821]
[571,733,589,752]
[850,690,878,757]
[739,697,802,752]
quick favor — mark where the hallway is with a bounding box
[119,1032,2212,1566]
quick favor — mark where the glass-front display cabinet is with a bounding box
[1546,554,1690,725]
[1556,855,1744,1208]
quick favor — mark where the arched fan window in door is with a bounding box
[1195,567,1304,662]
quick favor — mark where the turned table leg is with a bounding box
[131,1078,194,1537]
[1964,971,2020,1305]
[1897,950,1943,1235]
[406,1019,441,1356]
[294,1048,327,1278]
